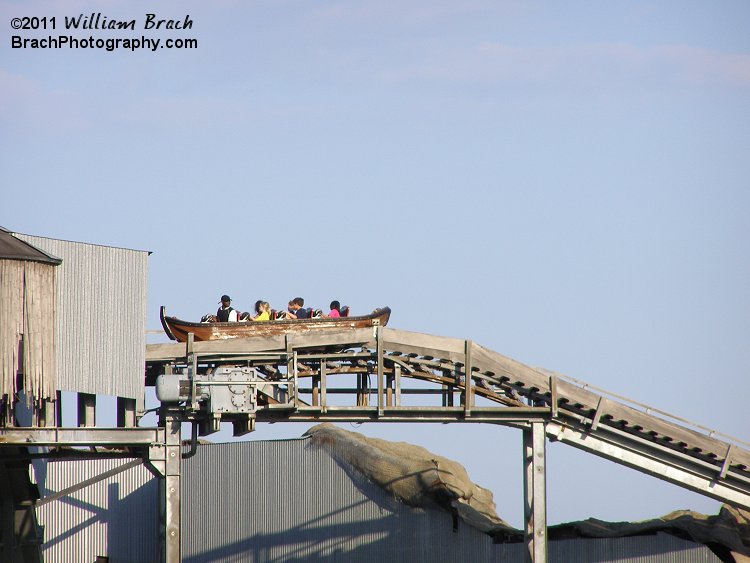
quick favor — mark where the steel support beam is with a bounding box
[255,406,550,425]
[0,427,162,446]
[523,421,547,563]
[547,420,750,510]
[164,413,181,563]
[147,411,181,563]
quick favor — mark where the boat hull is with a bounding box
[160,306,391,342]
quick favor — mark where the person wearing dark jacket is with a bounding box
[286,297,310,319]
[216,294,238,322]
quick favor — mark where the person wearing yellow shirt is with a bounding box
[252,300,271,321]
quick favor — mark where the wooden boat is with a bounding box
[160,306,391,342]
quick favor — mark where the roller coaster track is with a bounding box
[146,326,750,510]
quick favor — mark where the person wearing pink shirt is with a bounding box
[326,300,341,318]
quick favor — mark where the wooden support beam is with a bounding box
[394,364,401,407]
[293,350,299,408]
[311,374,320,407]
[591,396,606,431]
[77,393,96,428]
[117,397,137,428]
[377,327,384,417]
[523,421,548,563]
[41,397,56,427]
[320,361,327,413]
[464,340,473,417]
[187,333,197,412]
[719,444,736,480]
[549,375,558,419]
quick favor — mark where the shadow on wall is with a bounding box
[40,477,159,562]
[183,508,522,563]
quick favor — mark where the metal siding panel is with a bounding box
[181,437,520,562]
[29,438,723,563]
[35,458,159,563]
[15,235,148,407]
[548,534,722,563]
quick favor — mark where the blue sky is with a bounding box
[3,0,749,528]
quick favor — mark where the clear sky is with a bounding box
[3,0,749,529]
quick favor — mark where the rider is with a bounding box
[216,295,238,322]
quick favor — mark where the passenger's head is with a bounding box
[260,301,270,313]
[293,297,305,307]
[254,300,262,314]
[220,295,231,306]
[330,300,340,311]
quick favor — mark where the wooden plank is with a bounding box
[311,375,320,407]
[147,329,375,361]
[321,361,327,413]
[464,340,472,417]
[77,393,96,428]
[146,336,286,361]
[550,375,558,418]
[289,327,375,349]
[471,344,551,393]
[394,364,401,406]
[590,397,606,431]
[720,445,735,480]
[377,327,384,417]
[382,328,466,362]
[555,379,750,470]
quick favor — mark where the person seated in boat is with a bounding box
[286,297,310,319]
[252,300,271,321]
[323,300,342,318]
[216,295,238,322]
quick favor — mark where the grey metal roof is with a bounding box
[0,227,61,265]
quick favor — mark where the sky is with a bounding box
[3,0,749,529]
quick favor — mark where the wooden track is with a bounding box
[146,326,750,509]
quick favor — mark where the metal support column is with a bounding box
[523,421,547,563]
[164,411,181,563]
[148,409,181,563]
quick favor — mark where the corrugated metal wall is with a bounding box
[35,438,723,563]
[35,458,158,563]
[14,234,148,405]
[182,437,519,562]
[181,438,722,563]
[548,534,720,563]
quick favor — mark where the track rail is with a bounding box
[146,326,750,509]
